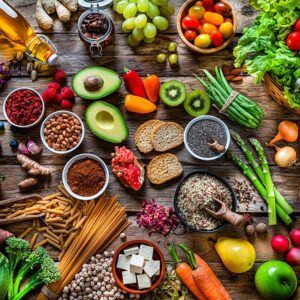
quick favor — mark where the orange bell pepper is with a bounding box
[143,75,160,103]
[125,95,157,114]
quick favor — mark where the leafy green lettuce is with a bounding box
[234,0,300,108]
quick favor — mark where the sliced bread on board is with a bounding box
[147,153,183,185]
[151,122,184,152]
[135,120,163,153]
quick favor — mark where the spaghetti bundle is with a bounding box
[37,193,129,299]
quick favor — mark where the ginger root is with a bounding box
[55,0,71,22]
[41,0,56,14]
[60,0,78,12]
[17,154,50,176]
[36,0,54,30]
[207,139,225,153]
[18,178,38,190]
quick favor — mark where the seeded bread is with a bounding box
[147,153,183,185]
[135,120,163,153]
[151,122,184,152]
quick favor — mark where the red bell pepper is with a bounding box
[123,67,147,98]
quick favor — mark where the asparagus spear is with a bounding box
[228,151,292,225]
[231,131,294,215]
[249,138,276,225]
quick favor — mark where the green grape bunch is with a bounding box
[113,0,175,47]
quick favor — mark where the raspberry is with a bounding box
[42,90,53,103]
[61,99,73,109]
[54,93,62,104]
[61,87,75,100]
[54,69,67,84]
[45,88,58,100]
[48,82,61,92]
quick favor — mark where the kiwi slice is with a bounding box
[160,80,186,107]
[184,90,211,117]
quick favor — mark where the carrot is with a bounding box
[195,254,232,300]
[179,243,231,300]
[169,244,207,300]
[143,74,160,103]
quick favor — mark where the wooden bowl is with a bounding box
[112,239,165,295]
[177,0,237,54]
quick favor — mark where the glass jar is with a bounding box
[78,0,114,57]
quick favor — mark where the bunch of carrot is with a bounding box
[169,243,231,300]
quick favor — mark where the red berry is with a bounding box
[48,82,61,92]
[61,87,75,100]
[54,69,67,84]
[54,93,62,104]
[46,88,58,100]
[42,90,53,103]
[61,99,73,109]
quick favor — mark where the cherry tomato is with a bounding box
[294,19,300,32]
[204,12,224,25]
[214,2,231,16]
[202,23,218,34]
[194,1,203,7]
[210,30,224,46]
[181,20,188,30]
[194,33,211,48]
[200,18,206,25]
[202,0,214,12]
[182,15,200,29]
[189,6,205,19]
[224,17,233,23]
[184,29,198,41]
[286,32,300,51]
[197,24,205,33]
[219,21,233,38]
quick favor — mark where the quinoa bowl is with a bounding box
[174,170,237,233]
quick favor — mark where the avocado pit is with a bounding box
[84,75,104,91]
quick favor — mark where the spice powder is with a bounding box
[67,158,106,197]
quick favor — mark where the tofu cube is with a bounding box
[124,246,139,256]
[129,254,145,274]
[116,254,130,271]
[144,260,160,278]
[137,274,152,290]
[139,244,154,261]
[122,271,137,285]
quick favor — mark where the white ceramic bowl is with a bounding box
[62,153,110,201]
[184,115,231,161]
[40,110,85,155]
[3,87,45,128]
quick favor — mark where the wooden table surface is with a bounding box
[1,0,300,299]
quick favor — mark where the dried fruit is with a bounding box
[31,69,37,81]
[221,64,231,76]
[231,76,243,82]
[230,67,242,75]
[225,75,235,81]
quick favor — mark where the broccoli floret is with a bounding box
[13,255,60,300]
[13,247,48,296]
[5,238,31,300]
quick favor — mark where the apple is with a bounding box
[255,260,297,300]
[290,228,300,246]
[271,235,289,253]
[286,247,300,266]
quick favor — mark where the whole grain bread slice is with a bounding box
[151,122,184,152]
[147,153,183,185]
[135,120,163,153]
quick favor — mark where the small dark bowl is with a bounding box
[174,170,237,233]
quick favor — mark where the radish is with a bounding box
[286,247,300,266]
[290,229,300,246]
[0,229,13,244]
[271,235,289,253]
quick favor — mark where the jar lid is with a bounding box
[78,0,113,10]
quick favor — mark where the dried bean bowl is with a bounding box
[174,170,237,233]
[40,110,85,155]
[3,87,45,129]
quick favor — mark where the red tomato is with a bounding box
[286,32,300,51]
[184,29,198,41]
[194,1,203,7]
[295,19,300,31]
[210,30,224,47]
[202,0,214,12]
[182,15,200,29]
[197,24,205,33]
[181,20,188,30]
[214,2,231,16]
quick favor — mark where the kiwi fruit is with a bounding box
[160,80,186,107]
[184,90,211,117]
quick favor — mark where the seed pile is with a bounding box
[177,174,232,230]
[44,113,82,151]
[5,89,43,126]
[233,179,255,210]
[81,13,109,40]
[59,251,140,300]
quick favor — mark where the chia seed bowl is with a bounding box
[184,115,231,161]
[174,170,237,233]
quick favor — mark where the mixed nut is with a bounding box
[43,113,82,152]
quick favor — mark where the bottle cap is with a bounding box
[47,53,59,65]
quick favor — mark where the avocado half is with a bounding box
[85,101,129,143]
[72,66,121,100]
